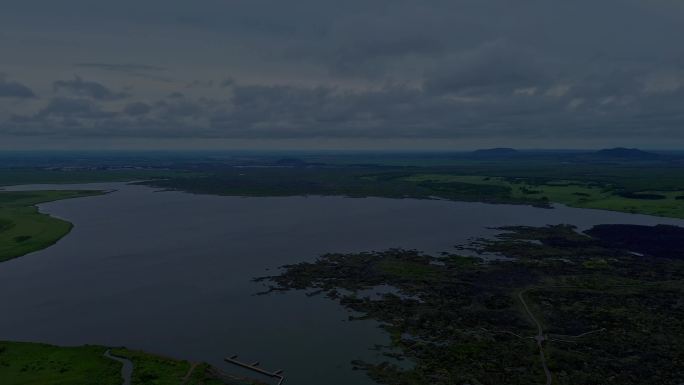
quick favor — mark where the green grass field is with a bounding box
[0,169,191,187]
[402,174,684,218]
[0,341,121,385]
[108,348,230,385]
[0,341,262,385]
[0,190,104,262]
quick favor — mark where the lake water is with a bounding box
[1,183,683,385]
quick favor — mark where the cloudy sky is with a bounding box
[1,0,683,150]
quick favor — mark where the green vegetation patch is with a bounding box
[0,190,103,262]
[0,341,266,385]
[109,348,191,385]
[0,341,120,385]
[377,259,442,281]
[143,163,684,218]
[529,285,684,385]
[108,348,262,385]
[581,257,610,269]
[0,169,190,187]
[402,174,684,218]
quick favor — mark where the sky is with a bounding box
[1,0,683,150]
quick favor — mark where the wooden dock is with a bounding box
[224,355,285,385]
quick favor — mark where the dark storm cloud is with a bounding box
[0,75,36,98]
[53,76,128,100]
[1,0,684,147]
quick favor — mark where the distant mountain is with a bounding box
[472,148,519,157]
[593,148,660,160]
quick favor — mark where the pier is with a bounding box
[224,355,285,385]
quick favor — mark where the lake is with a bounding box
[1,182,683,385]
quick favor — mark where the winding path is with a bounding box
[511,281,683,385]
[518,289,552,385]
[104,350,134,385]
[181,362,199,384]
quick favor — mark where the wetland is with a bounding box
[2,182,683,384]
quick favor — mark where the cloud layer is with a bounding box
[1,0,683,148]
[0,75,36,99]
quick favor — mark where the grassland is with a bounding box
[108,348,264,385]
[0,341,121,385]
[0,190,104,262]
[139,158,684,219]
[0,169,190,187]
[1,152,683,218]
[0,341,264,385]
[401,174,684,218]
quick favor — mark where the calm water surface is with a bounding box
[1,183,683,385]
